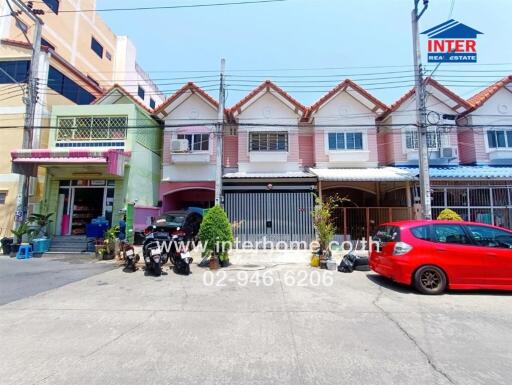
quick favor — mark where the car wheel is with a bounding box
[413,265,447,295]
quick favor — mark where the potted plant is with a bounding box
[311,194,350,267]
[28,213,54,237]
[437,208,463,221]
[198,205,234,270]
[100,225,119,260]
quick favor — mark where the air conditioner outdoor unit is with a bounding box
[171,139,189,153]
[441,146,457,158]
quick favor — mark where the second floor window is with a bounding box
[177,134,209,151]
[487,130,512,149]
[405,130,442,150]
[328,132,363,150]
[250,132,288,151]
[56,116,128,141]
[0,192,6,204]
[149,98,156,109]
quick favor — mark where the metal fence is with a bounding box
[224,191,315,247]
[432,186,512,228]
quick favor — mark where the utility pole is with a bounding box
[11,0,44,229]
[214,58,226,206]
[412,0,432,220]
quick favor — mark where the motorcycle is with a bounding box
[121,243,140,272]
[142,227,171,276]
[168,232,193,275]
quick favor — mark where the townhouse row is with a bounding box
[8,75,512,243]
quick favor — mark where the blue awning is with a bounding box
[399,166,512,180]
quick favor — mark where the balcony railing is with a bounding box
[56,116,128,142]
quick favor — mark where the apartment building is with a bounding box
[0,0,163,236]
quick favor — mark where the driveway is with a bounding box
[1,262,511,385]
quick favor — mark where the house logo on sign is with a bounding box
[422,19,483,63]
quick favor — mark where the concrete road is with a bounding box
[1,262,512,385]
[0,254,114,305]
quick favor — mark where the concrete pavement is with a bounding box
[0,254,114,305]
[1,261,512,385]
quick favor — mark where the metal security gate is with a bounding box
[224,191,315,247]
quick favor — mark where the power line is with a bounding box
[54,0,288,14]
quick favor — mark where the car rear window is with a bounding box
[373,225,400,243]
[410,225,430,240]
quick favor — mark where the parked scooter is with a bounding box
[142,227,171,276]
[121,242,139,272]
[168,231,193,275]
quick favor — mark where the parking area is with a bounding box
[1,259,512,385]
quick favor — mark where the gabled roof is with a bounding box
[306,79,388,119]
[154,82,220,119]
[377,77,471,121]
[421,19,483,39]
[93,84,153,114]
[230,80,306,118]
[465,75,512,112]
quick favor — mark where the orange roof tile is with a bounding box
[377,77,471,121]
[467,75,512,110]
[230,80,306,116]
[92,84,153,114]
[155,82,220,116]
[306,79,388,119]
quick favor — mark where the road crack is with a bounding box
[372,286,457,385]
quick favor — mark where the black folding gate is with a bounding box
[224,191,315,247]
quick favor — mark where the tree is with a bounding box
[198,205,234,262]
[437,208,463,221]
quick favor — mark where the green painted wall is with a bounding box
[44,93,163,239]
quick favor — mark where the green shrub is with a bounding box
[437,208,463,221]
[198,205,234,261]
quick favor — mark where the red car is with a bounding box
[369,220,512,294]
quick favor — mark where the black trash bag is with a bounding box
[338,253,357,273]
[173,259,191,276]
[353,256,370,271]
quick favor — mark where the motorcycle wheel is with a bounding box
[153,264,162,277]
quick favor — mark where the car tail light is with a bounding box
[393,242,413,256]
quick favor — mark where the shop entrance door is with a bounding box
[70,188,105,236]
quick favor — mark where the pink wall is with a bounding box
[134,206,160,231]
[298,134,314,167]
[160,181,215,212]
[288,132,300,162]
[237,131,249,162]
[223,135,238,167]
[314,131,328,163]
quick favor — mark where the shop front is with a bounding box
[53,179,118,236]
[11,149,128,237]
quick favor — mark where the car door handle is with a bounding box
[436,247,448,252]
[486,253,498,257]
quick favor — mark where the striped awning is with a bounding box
[400,166,512,180]
[11,149,130,177]
[309,167,416,182]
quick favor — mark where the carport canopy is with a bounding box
[309,167,416,182]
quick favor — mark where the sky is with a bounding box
[97,0,512,106]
